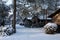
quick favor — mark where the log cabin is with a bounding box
[48,9,60,33]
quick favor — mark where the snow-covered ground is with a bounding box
[0,24,60,40]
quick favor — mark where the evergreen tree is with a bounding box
[0,1,10,26]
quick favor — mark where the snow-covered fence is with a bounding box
[44,22,57,34]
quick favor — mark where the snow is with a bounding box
[44,23,58,34]
[41,4,48,9]
[27,15,52,20]
[44,22,57,28]
[0,25,14,36]
[57,6,60,8]
[0,24,60,40]
[25,5,30,7]
[39,15,52,20]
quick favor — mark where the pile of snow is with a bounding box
[44,22,57,34]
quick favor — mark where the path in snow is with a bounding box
[0,24,60,40]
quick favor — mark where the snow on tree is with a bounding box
[0,26,14,36]
[0,1,10,26]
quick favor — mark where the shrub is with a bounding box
[44,22,57,34]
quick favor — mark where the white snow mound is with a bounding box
[44,22,57,31]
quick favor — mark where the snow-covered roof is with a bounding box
[38,15,51,20]
[27,15,52,20]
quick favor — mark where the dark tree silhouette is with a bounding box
[13,0,16,33]
[0,2,10,26]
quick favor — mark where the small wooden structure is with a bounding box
[48,9,60,33]
[23,18,32,28]
[31,16,40,27]
[23,16,41,28]
[23,15,52,28]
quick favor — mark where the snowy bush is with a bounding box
[1,26,14,36]
[44,22,57,34]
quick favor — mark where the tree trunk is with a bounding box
[13,0,16,33]
[45,9,47,24]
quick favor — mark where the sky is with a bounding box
[2,0,12,5]
[2,0,13,15]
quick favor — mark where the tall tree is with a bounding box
[13,0,16,33]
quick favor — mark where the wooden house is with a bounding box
[48,9,60,33]
[31,16,51,27]
[23,15,51,28]
[48,9,60,25]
